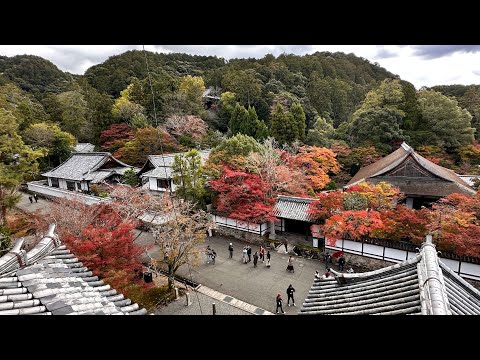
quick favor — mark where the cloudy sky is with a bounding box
[1,45,480,89]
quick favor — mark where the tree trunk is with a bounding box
[0,205,6,227]
[167,264,175,290]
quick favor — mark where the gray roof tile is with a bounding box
[42,152,132,181]
[274,195,315,221]
[0,224,148,315]
[301,237,480,315]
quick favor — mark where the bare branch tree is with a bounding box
[151,200,213,289]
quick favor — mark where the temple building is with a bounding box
[345,142,476,209]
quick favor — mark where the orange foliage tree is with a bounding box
[428,193,480,257]
[346,181,403,210]
[323,210,387,245]
[293,146,340,192]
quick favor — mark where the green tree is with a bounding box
[172,149,207,207]
[112,84,145,123]
[229,103,248,136]
[255,120,269,142]
[23,122,76,169]
[222,69,262,107]
[0,83,49,130]
[290,102,306,142]
[121,168,140,187]
[269,104,298,144]
[178,75,205,104]
[306,116,335,147]
[56,90,88,139]
[344,79,407,152]
[417,90,475,151]
[217,91,237,132]
[0,109,43,226]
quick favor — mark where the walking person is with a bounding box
[260,246,265,262]
[286,255,295,273]
[247,246,252,263]
[286,284,296,306]
[228,243,234,259]
[33,194,38,203]
[206,245,212,264]
[266,250,271,268]
[253,251,259,268]
[284,240,288,254]
[338,256,346,271]
[28,195,33,204]
[242,246,248,264]
[211,249,216,264]
[275,293,285,314]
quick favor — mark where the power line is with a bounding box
[142,45,204,314]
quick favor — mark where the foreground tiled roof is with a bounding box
[274,195,315,222]
[0,225,147,315]
[300,236,480,315]
[74,143,95,153]
[142,167,173,179]
[346,142,475,196]
[42,152,133,182]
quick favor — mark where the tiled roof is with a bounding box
[274,195,315,222]
[0,225,147,315]
[346,142,475,196]
[142,167,173,179]
[42,153,132,182]
[74,143,95,153]
[141,150,211,178]
[148,150,211,168]
[300,236,480,315]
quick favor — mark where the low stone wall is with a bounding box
[342,253,395,272]
[215,226,267,246]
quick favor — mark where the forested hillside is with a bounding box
[1,49,479,180]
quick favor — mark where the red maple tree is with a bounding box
[100,123,135,153]
[209,165,276,223]
[62,210,144,289]
[322,210,386,245]
[308,191,346,222]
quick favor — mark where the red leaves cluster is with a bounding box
[209,166,276,223]
[62,210,144,289]
[100,123,134,153]
[308,191,345,222]
[428,193,480,257]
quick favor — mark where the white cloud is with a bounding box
[0,45,479,88]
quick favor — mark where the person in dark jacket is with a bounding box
[247,246,252,262]
[276,293,285,314]
[253,251,259,267]
[266,250,271,268]
[28,195,33,204]
[286,284,296,306]
[338,256,346,271]
[228,243,234,259]
[33,194,38,203]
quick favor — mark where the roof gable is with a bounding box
[42,153,132,181]
[346,142,475,195]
